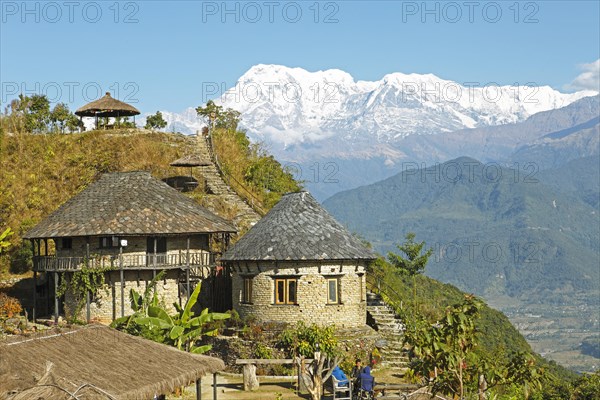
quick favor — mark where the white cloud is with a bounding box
[565,59,600,92]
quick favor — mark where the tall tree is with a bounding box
[387,232,432,276]
[388,232,433,311]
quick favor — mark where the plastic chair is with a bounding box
[331,375,352,400]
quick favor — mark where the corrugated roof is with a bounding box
[221,191,375,261]
[24,171,236,239]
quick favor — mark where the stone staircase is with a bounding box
[194,134,262,229]
[366,292,410,372]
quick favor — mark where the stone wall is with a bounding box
[64,269,187,323]
[230,261,367,328]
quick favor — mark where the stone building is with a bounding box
[221,191,375,328]
[24,171,236,323]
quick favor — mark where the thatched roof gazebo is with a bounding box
[0,325,224,400]
[75,92,140,130]
[169,154,212,191]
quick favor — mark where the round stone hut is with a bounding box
[221,191,375,328]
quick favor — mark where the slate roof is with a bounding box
[221,191,375,262]
[24,171,236,239]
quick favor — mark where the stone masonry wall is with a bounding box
[231,261,367,328]
[64,269,186,323]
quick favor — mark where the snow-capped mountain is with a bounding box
[141,65,597,199]
[151,64,595,147]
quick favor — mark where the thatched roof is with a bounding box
[24,171,236,239]
[170,154,212,167]
[0,325,225,400]
[221,191,375,262]
[75,92,140,117]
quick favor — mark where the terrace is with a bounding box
[32,250,217,272]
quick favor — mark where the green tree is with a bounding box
[405,295,543,399]
[196,100,240,131]
[144,111,167,130]
[571,372,600,400]
[50,103,71,133]
[388,232,432,276]
[279,322,342,400]
[24,94,51,132]
[388,232,432,312]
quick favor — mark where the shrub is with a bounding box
[0,293,22,318]
[9,243,33,274]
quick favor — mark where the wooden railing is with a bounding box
[32,251,216,272]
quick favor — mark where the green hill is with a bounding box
[324,156,600,372]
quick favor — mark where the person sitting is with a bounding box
[351,359,362,394]
[358,366,375,398]
[331,365,349,387]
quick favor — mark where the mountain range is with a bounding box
[146,65,598,200]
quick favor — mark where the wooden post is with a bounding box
[196,378,202,400]
[32,270,37,322]
[54,272,59,324]
[120,245,124,318]
[213,373,217,400]
[186,236,191,299]
[44,239,48,256]
[153,237,157,269]
[86,291,90,322]
[242,364,259,391]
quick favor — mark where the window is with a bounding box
[274,278,297,305]
[99,236,120,248]
[242,277,253,304]
[327,278,339,304]
[61,237,72,250]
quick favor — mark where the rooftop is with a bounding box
[24,171,236,239]
[221,191,375,262]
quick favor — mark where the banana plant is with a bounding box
[132,281,230,353]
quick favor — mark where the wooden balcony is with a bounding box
[32,251,216,272]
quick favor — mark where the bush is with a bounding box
[0,293,23,318]
[9,243,33,274]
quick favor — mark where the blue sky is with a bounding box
[1,0,599,113]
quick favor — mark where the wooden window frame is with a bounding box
[274,277,298,305]
[99,236,120,249]
[327,277,340,304]
[242,276,253,304]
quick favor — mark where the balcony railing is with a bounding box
[33,251,216,272]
